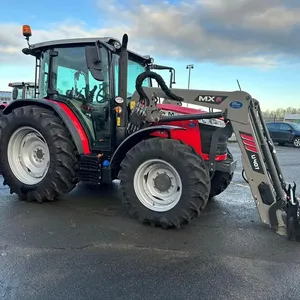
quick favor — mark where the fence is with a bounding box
[263,116,284,123]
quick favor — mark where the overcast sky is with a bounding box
[1,0,300,110]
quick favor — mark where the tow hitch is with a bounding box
[285,182,300,241]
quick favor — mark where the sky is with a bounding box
[1,0,300,110]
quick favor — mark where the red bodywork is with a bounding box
[48,100,227,161]
[151,104,227,161]
[0,102,9,110]
[49,100,91,154]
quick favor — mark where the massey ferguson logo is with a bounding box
[195,95,227,104]
[198,96,216,102]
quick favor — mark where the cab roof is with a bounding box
[9,82,35,87]
[27,37,152,65]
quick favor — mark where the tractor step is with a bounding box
[78,154,102,184]
[206,159,237,174]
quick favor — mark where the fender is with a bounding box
[110,125,186,178]
[3,99,90,154]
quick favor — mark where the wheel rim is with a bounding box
[133,159,182,212]
[294,138,300,147]
[7,126,50,185]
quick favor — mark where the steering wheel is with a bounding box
[96,83,109,103]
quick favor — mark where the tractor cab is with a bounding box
[21,26,156,152]
[8,82,36,100]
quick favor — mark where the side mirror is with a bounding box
[85,45,104,81]
[12,87,18,100]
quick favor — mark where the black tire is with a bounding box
[293,137,300,148]
[209,149,234,199]
[0,105,79,202]
[118,137,211,229]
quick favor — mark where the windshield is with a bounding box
[113,55,150,99]
[292,123,300,131]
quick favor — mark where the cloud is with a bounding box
[1,0,300,68]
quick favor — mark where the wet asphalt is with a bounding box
[0,143,300,300]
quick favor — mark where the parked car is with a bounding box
[266,121,300,148]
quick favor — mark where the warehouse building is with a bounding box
[284,114,300,124]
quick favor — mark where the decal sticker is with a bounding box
[161,110,179,116]
[194,95,228,104]
[230,101,243,109]
[189,122,196,128]
[240,132,264,174]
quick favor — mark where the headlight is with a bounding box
[199,118,225,127]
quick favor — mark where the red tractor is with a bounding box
[0,25,235,228]
[1,26,299,240]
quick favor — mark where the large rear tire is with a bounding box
[118,138,211,229]
[0,105,79,202]
[209,149,234,199]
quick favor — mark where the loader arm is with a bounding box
[131,84,300,240]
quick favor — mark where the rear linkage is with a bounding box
[128,70,300,241]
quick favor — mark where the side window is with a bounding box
[39,50,50,98]
[280,123,291,131]
[56,66,87,99]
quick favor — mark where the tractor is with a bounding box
[0,82,36,112]
[0,25,299,240]
[8,81,36,100]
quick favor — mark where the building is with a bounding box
[0,91,12,101]
[284,114,300,124]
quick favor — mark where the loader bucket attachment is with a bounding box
[130,81,300,240]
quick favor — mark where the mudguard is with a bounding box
[110,125,186,178]
[2,99,90,154]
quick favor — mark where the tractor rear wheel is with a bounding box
[118,138,211,228]
[0,105,79,202]
[209,149,234,199]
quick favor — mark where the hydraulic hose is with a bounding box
[135,71,183,105]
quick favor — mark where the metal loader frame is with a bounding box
[131,85,300,240]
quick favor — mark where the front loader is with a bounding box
[0,25,299,241]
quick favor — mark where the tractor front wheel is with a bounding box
[118,138,211,228]
[0,105,79,202]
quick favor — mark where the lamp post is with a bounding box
[186,64,194,107]
[186,64,194,89]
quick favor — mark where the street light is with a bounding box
[186,64,194,89]
[186,64,194,107]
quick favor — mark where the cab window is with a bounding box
[114,56,150,99]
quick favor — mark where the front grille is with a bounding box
[199,123,228,155]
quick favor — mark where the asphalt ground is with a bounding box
[0,143,299,300]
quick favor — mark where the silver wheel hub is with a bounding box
[294,138,300,147]
[133,159,182,212]
[7,126,50,185]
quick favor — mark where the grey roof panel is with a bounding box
[31,37,119,49]
[30,37,151,64]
